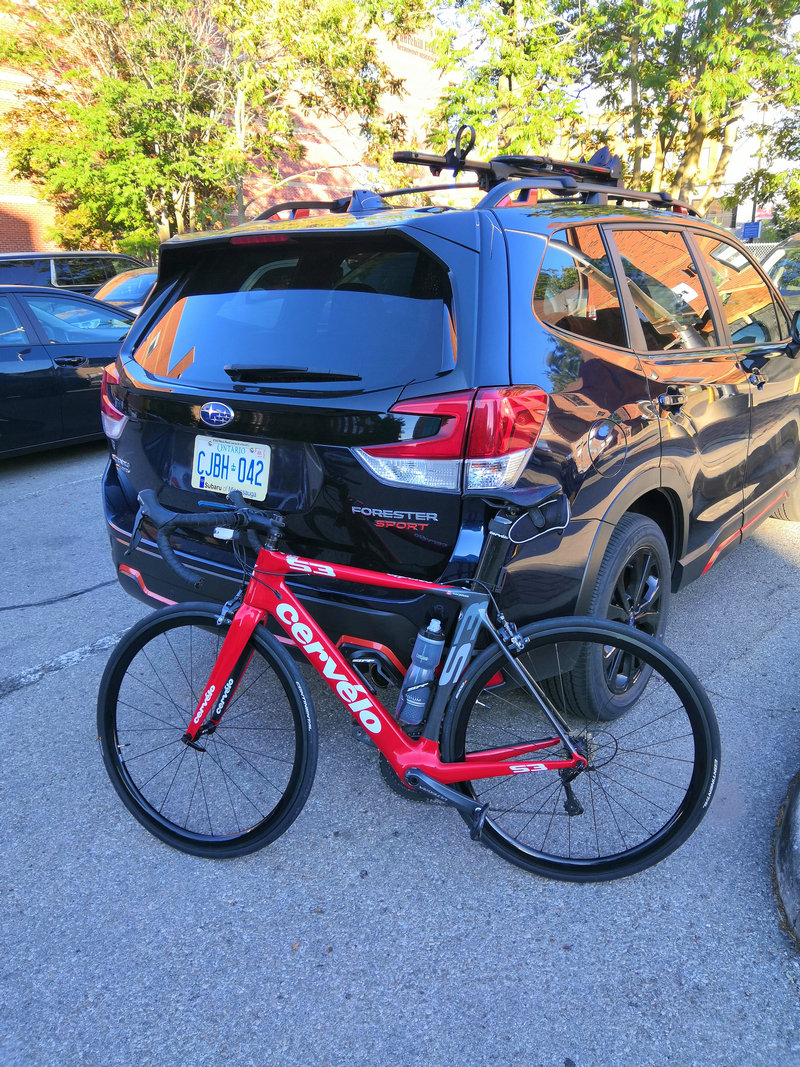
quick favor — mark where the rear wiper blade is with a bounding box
[224,364,361,384]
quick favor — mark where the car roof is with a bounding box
[158,199,727,259]
[96,266,157,284]
[0,250,142,260]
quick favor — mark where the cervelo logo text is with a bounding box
[215,677,235,715]
[193,684,216,726]
[276,603,381,734]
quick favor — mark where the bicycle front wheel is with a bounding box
[441,618,720,882]
[97,604,318,858]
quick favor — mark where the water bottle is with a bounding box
[395,618,445,725]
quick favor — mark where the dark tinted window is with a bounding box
[534,225,628,348]
[693,233,789,343]
[0,297,31,347]
[109,256,141,277]
[132,235,455,389]
[23,294,131,343]
[765,244,800,311]
[612,229,719,350]
[53,257,110,288]
[0,258,51,285]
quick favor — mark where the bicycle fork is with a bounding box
[181,604,261,750]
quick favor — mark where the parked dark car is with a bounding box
[0,251,144,295]
[0,287,133,458]
[93,267,157,314]
[100,143,800,663]
[763,234,800,311]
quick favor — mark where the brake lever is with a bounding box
[125,502,146,557]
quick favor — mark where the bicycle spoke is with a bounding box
[443,620,718,880]
[100,614,316,853]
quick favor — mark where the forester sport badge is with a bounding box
[200,402,234,428]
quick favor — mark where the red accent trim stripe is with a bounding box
[336,635,407,675]
[701,491,787,575]
[118,565,177,605]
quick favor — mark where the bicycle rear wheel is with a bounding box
[97,604,317,858]
[441,617,719,882]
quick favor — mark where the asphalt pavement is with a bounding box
[2,442,799,1067]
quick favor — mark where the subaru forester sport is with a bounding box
[101,138,800,664]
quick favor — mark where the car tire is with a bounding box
[771,474,800,521]
[540,513,672,721]
[589,512,671,639]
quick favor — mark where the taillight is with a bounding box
[101,363,128,440]
[353,387,548,493]
[465,387,549,491]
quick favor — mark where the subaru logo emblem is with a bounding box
[200,402,234,428]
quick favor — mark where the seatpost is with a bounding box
[472,508,517,592]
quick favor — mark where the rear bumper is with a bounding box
[103,456,591,653]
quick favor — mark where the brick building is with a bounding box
[0,67,58,251]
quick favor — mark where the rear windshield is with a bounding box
[100,270,155,300]
[132,234,456,391]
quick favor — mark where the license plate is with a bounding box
[191,435,270,501]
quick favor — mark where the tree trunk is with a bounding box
[629,27,643,185]
[652,131,667,191]
[673,109,708,201]
[235,87,247,225]
[696,113,741,214]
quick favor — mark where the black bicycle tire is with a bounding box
[97,603,318,858]
[441,616,720,882]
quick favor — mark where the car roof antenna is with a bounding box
[432,124,476,178]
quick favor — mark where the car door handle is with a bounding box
[657,389,686,411]
[54,356,88,367]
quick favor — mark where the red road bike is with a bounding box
[97,490,720,882]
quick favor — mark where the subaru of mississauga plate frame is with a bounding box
[190,435,271,501]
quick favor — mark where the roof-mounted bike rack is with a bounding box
[253,125,699,220]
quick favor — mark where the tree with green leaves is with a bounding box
[728,111,800,238]
[573,0,800,209]
[0,0,426,253]
[428,0,582,157]
[429,0,800,212]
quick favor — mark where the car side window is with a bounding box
[533,225,629,348]
[612,229,719,351]
[22,295,131,343]
[0,298,30,348]
[109,257,140,277]
[53,257,110,289]
[692,233,789,343]
[766,246,800,310]
[0,258,51,286]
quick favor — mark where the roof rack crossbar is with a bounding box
[253,198,351,221]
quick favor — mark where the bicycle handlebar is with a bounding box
[127,485,567,593]
[128,489,284,591]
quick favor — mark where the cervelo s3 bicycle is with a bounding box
[97,488,720,882]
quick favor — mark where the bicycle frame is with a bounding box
[182,547,586,786]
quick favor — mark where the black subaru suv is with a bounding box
[101,137,800,662]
